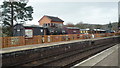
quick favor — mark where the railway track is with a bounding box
[11,42,117,68]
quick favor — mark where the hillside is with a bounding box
[65,22,118,31]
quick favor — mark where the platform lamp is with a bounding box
[8,0,29,36]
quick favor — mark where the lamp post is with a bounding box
[118,15,120,31]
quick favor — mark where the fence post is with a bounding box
[1,37,3,48]
[0,37,3,48]
[21,36,25,46]
[59,35,61,41]
[37,35,42,44]
[44,35,47,43]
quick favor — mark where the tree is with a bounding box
[108,22,112,30]
[75,22,90,29]
[111,22,118,31]
[1,1,33,36]
[94,24,102,29]
[65,22,75,27]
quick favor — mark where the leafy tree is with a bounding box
[1,1,33,36]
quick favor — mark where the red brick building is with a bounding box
[38,15,64,27]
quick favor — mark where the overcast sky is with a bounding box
[0,0,119,25]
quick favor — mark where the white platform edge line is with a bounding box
[71,44,119,67]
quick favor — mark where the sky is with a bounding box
[0,0,119,25]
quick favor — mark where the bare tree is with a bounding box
[65,22,75,27]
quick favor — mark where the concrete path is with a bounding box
[72,44,119,67]
[94,45,118,66]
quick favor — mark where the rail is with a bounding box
[1,33,120,48]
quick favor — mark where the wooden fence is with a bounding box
[1,33,120,48]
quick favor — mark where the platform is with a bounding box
[1,36,120,67]
[0,36,118,54]
[72,44,119,67]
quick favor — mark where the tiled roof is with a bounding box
[66,27,80,29]
[15,24,42,28]
[45,15,64,22]
[23,24,42,28]
[80,28,90,31]
[93,29,106,31]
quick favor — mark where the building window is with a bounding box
[73,30,76,32]
[50,23,52,26]
[17,29,20,32]
[83,31,85,33]
[41,29,43,32]
[53,23,55,26]
[45,24,46,26]
[48,23,50,26]
[62,30,65,33]
[25,29,33,38]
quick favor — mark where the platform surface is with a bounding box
[1,36,118,54]
[94,45,118,66]
[72,44,119,67]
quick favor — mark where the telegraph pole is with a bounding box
[118,1,120,32]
